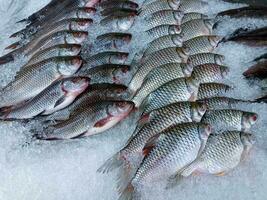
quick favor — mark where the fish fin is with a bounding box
[16,18,30,24]
[166,172,183,189]
[180,159,202,177]
[118,183,134,200]
[5,42,21,50]
[137,113,150,126]
[9,29,25,38]
[0,53,14,65]
[215,171,226,176]
[54,96,67,108]
[94,115,113,127]
[0,106,12,119]
[97,152,124,173]
[142,134,160,156]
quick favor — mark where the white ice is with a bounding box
[0,0,266,200]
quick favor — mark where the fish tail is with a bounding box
[5,41,21,50]
[16,18,30,24]
[0,53,14,65]
[9,29,25,38]
[0,106,12,120]
[97,152,124,173]
[118,183,134,200]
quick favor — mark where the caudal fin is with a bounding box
[97,152,124,173]
[5,42,21,50]
[118,183,134,200]
[0,53,14,65]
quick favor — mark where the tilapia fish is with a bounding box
[144,10,184,29]
[183,35,222,55]
[178,0,208,13]
[146,25,181,40]
[143,77,200,114]
[0,77,89,119]
[202,109,258,132]
[132,63,193,107]
[181,131,255,177]
[0,56,82,108]
[188,53,225,67]
[99,0,139,10]
[118,123,211,199]
[77,64,131,85]
[83,52,129,69]
[26,44,82,66]
[181,12,208,24]
[95,33,132,51]
[98,102,207,173]
[197,82,233,99]
[144,34,183,56]
[128,47,188,93]
[38,101,134,140]
[100,8,138,17]
[191,64,229,83]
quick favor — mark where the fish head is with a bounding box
[177,47,189,63]
[186,77,200,100]
[171,35,183,47]
[117,15,136,31]
[62,77,90,96]
[168,25,181,35]
[204,19,215,33]
[108,101,134,116]
[181,63,193,77]
[72,19,93,31]
[220,65,230,79]
[122,34,132,43]
[191,102,207,122]
[72,31,88,43]
[112,66,131,85]
[173,11,184,24]
[59,44,81,56]
[209,36,222,48]
[58,56,82,76]
[69,44,82,55]
[241,112,258,131]
[107,85,129,100]
[215,54,225,65]
[240,132,256,148]
[79,7,96,18]
[168,0,181,9]
[110,53,129,64]
[128,2,139,9]
[198,123,212,141]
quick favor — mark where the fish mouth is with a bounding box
[221,66,230,78]
[71,57,83,68]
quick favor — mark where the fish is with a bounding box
[188,53,225,67]
[46,83,129,121]
[100,11,137,31]
[0,56,82,108]
[197,97,251,110]
[144,34,183,56]
[146,25,181,40]
[243,59,267,79]
[0,77,89,119]
[180,19,214,41]
[97,102,208,174]
[191,64,229,83]
[143,77,200,114]
[183,35,222,55]
[201,109,258,132]
[118,122,211,199]
[100,8,138,17]
[181,131,255,177]
[132,63,193,107]
[37,101,134,140]
[140,0,181,17]
[197,82,233,99]
[177,0,208,13]
[83,52,129,69]
[0,31,88,65]
[95,32,132,51]
[77,64,131,85]
[181,12,208,24]
[99,0,139,10]
[128,47,189,93]
[144,10,184,30]
[26,44,82,66]
[254,95,267,103]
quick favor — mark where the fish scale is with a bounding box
[181,12,208,24]
[99,0,139,10]
[188,53,225,67]
[178,0,208,13]
[146,25,181,40]
[197,83,233,99]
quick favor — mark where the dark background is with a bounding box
[223,0,267,6]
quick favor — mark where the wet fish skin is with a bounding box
[146,25,181,40]
[118,122,211,199]
[97,102,207,173]
[132,63,193,107]
[181,12,208,24]
[38,101,134,140]
[243,59,267,79]
[128,47,189,93]
[0,77,89,119]
[197,82,233,99]
[99,0,139,10]
[202,109,258,132]
[143,77,200,114]
[0,56,82,108]
[178,0,208,13]
[191,64,229,83]
[181,131,255,177]
[100,8,138,17]
[188,53,225,67]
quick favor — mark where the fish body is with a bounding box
[146,25,181,40]
[181,12,208,24]
[243,60,267,79]
[99,0,139,10]
[188,53,225,67]
[178,0,208,13]
[197,83,233,99]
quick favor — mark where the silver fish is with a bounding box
[181,12,208,24]
[188,53,225,67]
[146,25,181,40]
[197,82,233,99]
[178,0,208,13]
[99,0,139,10]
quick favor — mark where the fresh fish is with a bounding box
[37,101,134,140]
[144,10,184,29]
[255,94,267,103]
[26,44,82,66]
[100,11,137,31]
[144,34,183,56]
[180,19,214,41]
[118,122,211,199]
[132,63,193,107]
[95,33,132,51]
[0,77,89,119]
[197,97,251,110]
[140,0,181,17]
[99,0,139,10]
[98,102,207,173]
[181,131,255,177]
[178,0,208,13]
[181,12,208,24]
[202,109,258,132]
[217,6,267,19]
[191,64,229,83]
[146,25,181,40]
[83,52,129,69]
[143,77,200,113]
[128,47,189,93]
[243,59,267,79]
[197,83,233,99]
[77,64,131,85]
[188,53,225,67]
[0,56,82,108]
[100,8,138,17]
[183,35,222,55]
[47,83,129,121]
[0,31,88,65]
